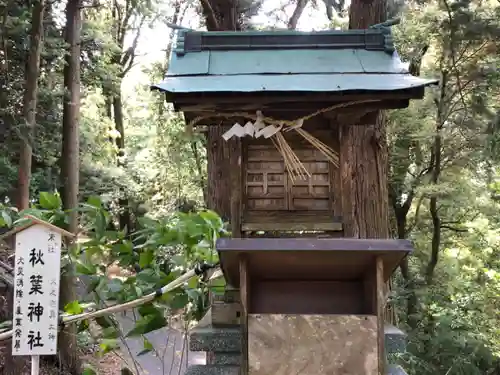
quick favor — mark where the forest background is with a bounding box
[0,0,499,374]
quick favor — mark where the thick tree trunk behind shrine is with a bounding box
[207,126,231,219]
[340,112,389,238]
[343,1,389,238]
[346,0,392,326]
[202,4,236,219]
[346,0,395,324]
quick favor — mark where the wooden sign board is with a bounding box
[10,217,72,356]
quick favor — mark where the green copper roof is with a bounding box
[152,28,438,95]
[174,28,396,55]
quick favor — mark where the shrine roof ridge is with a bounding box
[151,20,439,99]
[174,27,395,56]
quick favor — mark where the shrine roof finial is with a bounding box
[174,27,397,57]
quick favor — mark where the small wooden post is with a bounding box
[376,256,385,375]
[239,255,250,375]
[229,136,242,238]
[31,355,40,375]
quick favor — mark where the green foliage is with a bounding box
[72,197,225,356]
[388,0,500,373]
[0,192,226,362]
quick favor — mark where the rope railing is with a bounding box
[0,262,220,342]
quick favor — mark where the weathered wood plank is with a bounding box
[239,256,250,375]
[376,256,386,375]
[248,314,378,375]
[229,137,242,238]
[217,238,412,287]
[212,301,242,326]
[242,221,342,232]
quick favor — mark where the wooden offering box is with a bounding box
[217,238,413,375]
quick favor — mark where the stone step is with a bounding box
[186,363,406,375]
[384,324,407,354]
[190,326,241,352]
[212,352,241,365]
[387,364,409,375]
[185,365,240,375]
[189,324,407,354]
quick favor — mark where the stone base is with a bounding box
[248,314,378,375]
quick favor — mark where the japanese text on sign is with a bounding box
[12,223,62,356]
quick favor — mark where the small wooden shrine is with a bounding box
[153,25,436,238]
[153,23,436,375]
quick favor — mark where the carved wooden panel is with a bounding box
[245,143,334,212]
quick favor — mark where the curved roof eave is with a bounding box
[151,73,439,94]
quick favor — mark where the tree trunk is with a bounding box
[17,0,45,210]
[206,126,231,220]
[346,0,393,328]
[340,112,389,238]
[112,93,131,231]
[6,2,45,373]
[190,140,208,205]
[349,0,386,29]
[59,0,82,373]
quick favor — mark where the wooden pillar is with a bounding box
[339,113,389,238]
[375,256,386,375]
[229,137,242,238]
[344,0,389,240]
[207,126,231,219]
[239,256,250,375]
[363,255,386,375]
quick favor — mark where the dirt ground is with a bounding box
[0,344,126,375]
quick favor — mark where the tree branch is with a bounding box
[121,16,146,76]
[287,0,309,30]
[199,0,219,31]
[440,224,468,232]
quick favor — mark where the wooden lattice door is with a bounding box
[242,139,341,233]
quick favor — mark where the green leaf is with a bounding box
[209,274,226,288]
[86,275,104,294]
[199,210,222,228]
[87,195,102,208]
[138,303,163,318]
[1,211,12,227]
[187,276,199,289]
[94,210,108,238]
[126,314,167,337]
[111,242,133,255]
[77,319,89,333]
[107,279,124,293]
[102,326,119,339]
[76,261,97,275]
[65,300,84,315]
[0,320,12,330]
[39,192,62,210]
[81,364,98,375]
[169,292,189,310]
[139,250,154,269]
[95,316,114,329]
[136,269,160,284]
[137,337,154,356]
[99,338,119,355]
[171,254,187,268]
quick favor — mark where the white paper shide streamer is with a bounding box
[221,110,338,182]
